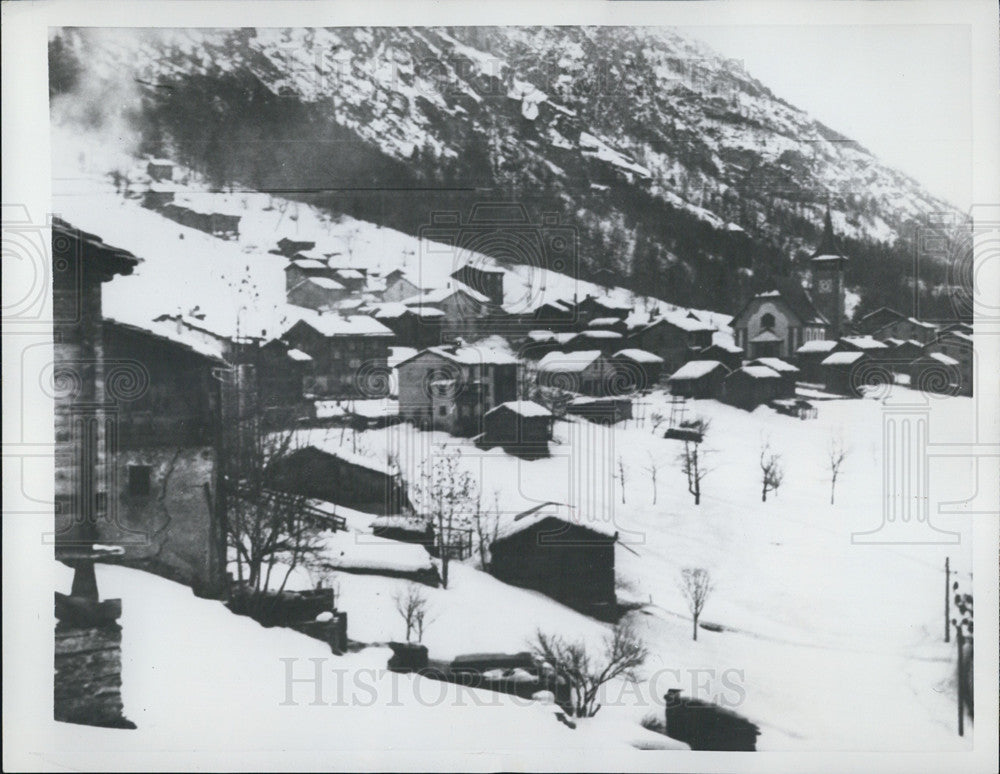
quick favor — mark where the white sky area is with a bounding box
[688,24,973,211]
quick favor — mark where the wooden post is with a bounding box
[944,557,951,643]
[956,625,964,736]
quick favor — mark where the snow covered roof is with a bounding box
[653,313,715,333]
[537,350,603,373]
[335,268,365,280]
[749,330,783,344]
[668,360,726,380]
[485,401,554,419]
[906,317,939,330]
[750,357,799,373]
[305,276,345,290]
[288,258,329,270]
[923,352,960,366]
[104,315,228,363]
[840,336,888,350]
[526,330,555,342]
[318,529,434,574]
[575,330,623,340]
[397,344,519,367]
[289,313,394,337]
[588,317,622,327]
[940,331,973,344]
[286,348,313,362]
[735,365,782,379]
[796,339,838,354]
[821,351,867,366]
[705,340,743,354]
[301,442,399,476]
[495,501,617,542]
[402,281,490,305]
[371,302,444,319]
[613,348,664,364]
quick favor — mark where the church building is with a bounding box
[730,209,847,359]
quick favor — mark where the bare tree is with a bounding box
[677,418,712,505]
[221,362,325,617]
[531,620,648,718]
[649,411,667,436]
[828,433,848,505]
[759,440,785,502]
[679,567,714,641]
[411,448,479,588]
[394,583,429,643]
[473,488,503,570]
[644,450,662,505]
[617,455,628,504]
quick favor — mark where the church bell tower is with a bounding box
[809,208,847,338]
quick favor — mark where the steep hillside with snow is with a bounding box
[49,26,968,319]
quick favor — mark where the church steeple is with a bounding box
[811,207,843,260]
[808,207,847,337]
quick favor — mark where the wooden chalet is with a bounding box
[489,503,617,615]
[667,360,729,399]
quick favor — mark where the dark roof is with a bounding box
[53,217,139,282]
[731,278,828,328]
[810,208,847,262]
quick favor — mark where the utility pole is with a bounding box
[944,556,952,643]
[956,623,965,737]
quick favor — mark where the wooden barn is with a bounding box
[925,331,973,395]
[793,339,838,382]
[371,303,445,349]
[565,396,633,424]
[853,306,905,336]
[451,265,505,307]
[266,444,410,515]
[626,313,715,373]
[908,353,964,396]
[481,401,554,455]
[667,360,729,399]
[564,329,625,355]
[722,365,784,410]
[873,316,940,344]
[747,357,799,398]
[536,350,616,396]
[611,349,665,392]
[833,336,890,363]
[819,351,870,396]
[697,341,744,372]
[527,299,576,331]
[489,503,617,614]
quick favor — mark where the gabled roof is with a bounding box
[612,348,664,364]
[732,277,829,329]
[485,400,554,419]
[396,344,519,368]
[749,357,799,374]
[796,339,838,354]
[920,352,960,366]
[401,281,490,306]
[494,501,617,542]
[732,365,782,379]
[303,276,345,291]
[537,350,604,373]
[286,314,393,338]
[821,351,867,366]
[574,330,623,340]
[668,360,727,380]
[53,217,140,282]
[839,336,888,351]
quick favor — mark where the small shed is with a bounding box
[489,502,617,614]
[146,158,174,182]
[565,396,633,424]
[481,401,554,455]
[722,365,783,410]
[611,349,665,392]
[747,357,798,398]
[536,350,615,396]
[667,360,728,399]
[698,342,744,372]
[820,351,871,396]
[908,353,962,395]
[794,339,838,382]
[266,445,410,515]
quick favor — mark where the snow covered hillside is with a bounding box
[290,387,975,751]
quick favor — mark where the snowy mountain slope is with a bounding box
[50,26,968,318]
